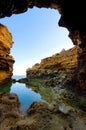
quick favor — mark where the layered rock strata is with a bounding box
[0,24,14,86]
[0,0,85,90]
[0,1,86,129]
[27,46,79,89]
[26,46,86,111]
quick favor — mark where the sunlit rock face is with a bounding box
[27,46,78,78]
[0,24,14,85]
[0,0,86,90]
[26,46,80,91]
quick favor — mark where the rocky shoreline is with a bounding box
[0,46,85,130]
[0,92,86,130]
[0,0,86,129]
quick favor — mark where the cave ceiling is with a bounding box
[0,0,86,90]
[0,0,86,46]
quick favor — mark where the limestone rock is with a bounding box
[27,46,78,76]
[0,1,86,90]
[0,24,14,86]
[0,94,86,130]
[27,101,86,130]
[0,93,24,130]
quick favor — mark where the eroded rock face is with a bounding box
[0,93,86,130]
[27,101,86,130]
[0,24,14,86]
[0,1,85,45]
[0,1,86,130]
[0,0,86,90]
[26,46,84,95]
[78,47,86,90]
[27,46,78,75]
[0,93,24,130]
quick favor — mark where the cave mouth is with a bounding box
[0,7,74,75]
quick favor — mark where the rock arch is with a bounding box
[0,0,86,90]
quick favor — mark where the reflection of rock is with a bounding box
[0,82,12,94]
[26,84,39,92]
[26,46,79,91]
[12,78,17,83]
[0,0,86,91]
[17,78,28,83]
[0,24,14,86]
[26,46,86,112]
[26,79,54,103]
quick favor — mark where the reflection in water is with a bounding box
[0,82,12,94]
[10,83,46,114]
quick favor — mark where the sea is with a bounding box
[1,75,46,114]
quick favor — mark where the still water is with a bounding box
[10,82,45,114]
[1,76,46,114]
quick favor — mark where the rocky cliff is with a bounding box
[26,46,79,90]
[26,46,86,112]
[26,46,78,84]
[0,0,85,90]
[27,46,78,78]
[0,0,85,106]
[0,1,86,130]
[0,24,14,86]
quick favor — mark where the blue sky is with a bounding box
[0,7,74,75]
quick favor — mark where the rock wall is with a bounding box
[26,47,86,112]
[0,1,86,129]
[0,93,86,130]
[0,0,86,90]
[26,46,80,91]
[0,24,14,86]
[27,46,78,76]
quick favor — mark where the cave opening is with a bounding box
[0,2,86,129]
[0,7,74,75]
